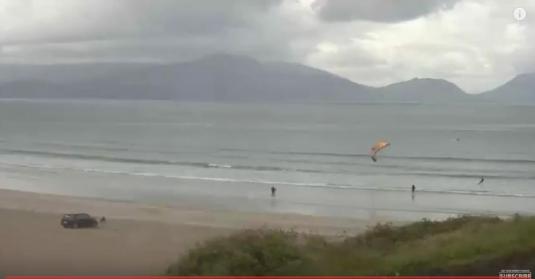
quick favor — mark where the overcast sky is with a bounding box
[0,0,533,93]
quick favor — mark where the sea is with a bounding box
[1,100,534,221]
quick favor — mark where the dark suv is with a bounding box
[61,213,98,228]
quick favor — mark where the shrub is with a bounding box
[166,229,314,275]
[165,215,535,276]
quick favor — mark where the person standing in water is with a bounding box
[271,186,277,197]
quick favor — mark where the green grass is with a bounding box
[166,215,535,275]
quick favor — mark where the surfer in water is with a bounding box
[478,177,485,185]
[271,186,277,197]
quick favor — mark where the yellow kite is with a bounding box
[370,140,390,162]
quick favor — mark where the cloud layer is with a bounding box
[0,0,533,92]
[314,0,458,22]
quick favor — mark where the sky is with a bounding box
[0,0,533,93]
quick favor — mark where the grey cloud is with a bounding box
[314,0,458,22]
[1,31,295,64]
[0,0,290,63]
[109,0,280,36]
[1,0,281,45]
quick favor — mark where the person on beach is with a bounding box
[100,216,106,223]
[411,185,416,193]
[271,186,277,197]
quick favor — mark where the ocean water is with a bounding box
[1,100,534,220]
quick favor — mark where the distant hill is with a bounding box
[0,63,155,84]
[0,54,532,104]
[0,54,375,102]
[478,73,535,103]
[376,78,468,103]
[0,80,71,99]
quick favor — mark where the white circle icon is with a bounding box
[514,7,526,21]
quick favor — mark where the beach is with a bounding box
[0,188,369,275]
[1,101,534,275]
[1,101,535,221]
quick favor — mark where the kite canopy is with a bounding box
[370,140,390,162]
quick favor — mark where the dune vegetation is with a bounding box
[166,215,535,275]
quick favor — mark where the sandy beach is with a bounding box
[0,188,372,276]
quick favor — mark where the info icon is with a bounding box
[514,7,527,21]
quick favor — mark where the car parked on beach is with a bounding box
[61,213,98,228]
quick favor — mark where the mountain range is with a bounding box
[0,54,533,103]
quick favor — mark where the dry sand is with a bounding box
[0,188,374,275]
